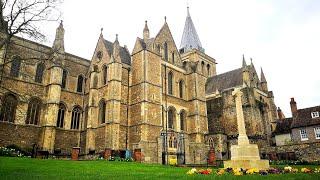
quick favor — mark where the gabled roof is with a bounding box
[180,7,203,52]
[273,118,293,135]
[206,68,243,94]
[291,106,320,128]
[103,39,131,65]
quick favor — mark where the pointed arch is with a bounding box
[208,137,214,148]
[103,65,108,85]
[10,56,21,77]
[168,71,173,95]
[99,99,106,124]
[168,106,176,129]
[56,102,66,128]
[201,61,205,73]
[61,69,68,89]
[26,97,42,125]
[71,106,82,129]
[164,42,168,61]
[77,75,84,92]
[180,110,186,131]
[207,64,211,76]
[35,63,45,83]
[0,94,18,123]
[178,80,184,99]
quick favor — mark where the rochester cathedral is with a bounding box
[0,8,277,164]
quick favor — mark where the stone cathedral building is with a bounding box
[0,8,277,164]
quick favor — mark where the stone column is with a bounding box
[42,65,62,152]
[232,88,249,145]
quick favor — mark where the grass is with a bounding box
[0,157,319,179]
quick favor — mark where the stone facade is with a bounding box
[0,9,218,164]
[205,60,278,160]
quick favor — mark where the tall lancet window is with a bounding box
[168,72,173,95]
[10,56,21,77]
[164,42,168,61]
[35,63,45,83]
[77,75,84,93]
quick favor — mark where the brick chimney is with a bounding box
[290,98,298,118]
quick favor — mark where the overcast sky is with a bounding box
[42,0,320,117]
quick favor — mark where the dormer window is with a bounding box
[311,112,319,118]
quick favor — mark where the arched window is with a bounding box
[0,94,18,122]
[77,75,84,93]
[168,72,173,95]
[178,80,184,98]
[10,56,21,77]
[168,107,175,129]
[71,106,82,129]
[164,42,168,61]
[180,110,186,131]
[56,103,66,128]
[103,65,108,85]
[169,137,172,148]
[61,69,68,89]
[208,138,214,148]
[173,137,177,148]
[35,63,45,83]
[201,61,205,73]
[26,98,42,125]
[171,52,175,64]
[99,100,106,124]
[207,64,211,76]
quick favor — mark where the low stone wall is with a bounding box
[261,142,320,162]
[54,128,80,155]
[0,122,41,150]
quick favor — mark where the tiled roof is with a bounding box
[291,106,320,128]
[273,118,293,135]
[205,68,243,94]
[103,40,131,65]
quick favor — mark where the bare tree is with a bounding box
[0,0,62,84]
[0,0,61,47]
[0,0,62,120]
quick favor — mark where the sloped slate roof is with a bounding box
[291,106,320,128]
[103,40,131,65]
[206,68,243,94]
[273,118,293,135]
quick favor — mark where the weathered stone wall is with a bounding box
[0,123,41,149]
[261,142,320,162]
[54,128,80,154]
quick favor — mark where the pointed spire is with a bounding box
[260,67,267,82]
[53,20,65,53]
[113,34,120,58]
[143,20,150,39]
[100,27,103,38]
[242,54,247,67]
[180,6,203,53]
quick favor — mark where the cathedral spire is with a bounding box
[52,20,65,53]
[260,67,267,83]
[143,20,149,39]
[180,6,203,53]
[242,54,247,68]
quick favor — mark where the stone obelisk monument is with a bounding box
[224,88,269,169]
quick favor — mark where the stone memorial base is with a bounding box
[224,144,269,170]
[224,159,269,170]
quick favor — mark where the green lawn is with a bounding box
[0,157,319,179]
